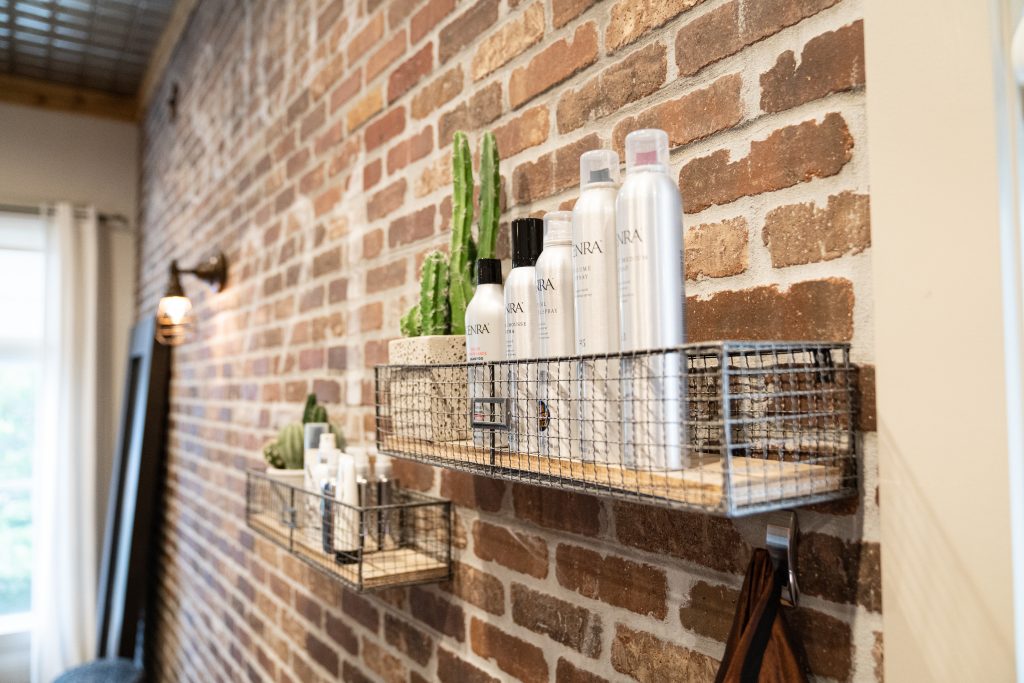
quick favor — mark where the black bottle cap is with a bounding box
[476,258,502,285]
[511,217,544,268]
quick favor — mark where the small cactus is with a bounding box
[303,393,328,424]
[447,130,474,334]
[418,250,451,335]
[263,441,285,469]
[478,132,500,260]
[263,423,305,470]
[400,304,421,336]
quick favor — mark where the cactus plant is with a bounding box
[263,423,305,470]
[478,132,500,260]
[418,250,451,335]
[447,130,475,334]
[303,393,328,424]
[400,304,421,337]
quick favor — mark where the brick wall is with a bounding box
[137,0,880,681]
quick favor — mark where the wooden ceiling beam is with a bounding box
[0,73,138,122]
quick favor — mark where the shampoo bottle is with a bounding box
[505,217,544,454]
[334,451,361,563]
[616,129,686,470]
[535,211,577,460]
[572,150,622,464]
[466,258,507,448]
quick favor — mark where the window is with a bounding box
[0,212,45,632]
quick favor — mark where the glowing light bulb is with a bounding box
[158,296,191,324]
[156,295,194,346]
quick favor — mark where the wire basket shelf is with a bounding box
[245,470,452,591]
[374,341,859,516]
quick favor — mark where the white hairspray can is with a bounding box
[536,211,577,461]
[466,258,507,449]
[616,129,686,471]
[505,217,544,454]
[572,150,622,464]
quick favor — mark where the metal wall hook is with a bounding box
[765,511,799,607]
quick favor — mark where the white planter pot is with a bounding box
[388,335,468,443]
[264,467,306,490]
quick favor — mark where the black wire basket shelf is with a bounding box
[245,470,452,591]
[374,341,859,517]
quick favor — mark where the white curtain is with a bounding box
[32,203,99,682]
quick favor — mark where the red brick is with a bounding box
[312,379,341,404]
[300,102,326,141]
[606,0,703,52]
[799,533,881,611]
[363,159,382,191]
[440,561,505,615]
[410,587,465,641]
[368,178,408,221]
[557,42,667,134]
[611,625,718,681]
[685,217,748,280]
[317,0,345,38]
[365,339,390,366]
[367,260,407,294]
[391,458,434,490]
[286,148,310,178]
[359,302,384,332]
[330,70,363,115]
[509,22,599,108]
[761,21,865,113]
[438,81,502,144]
[687,278,855,342]
[556,544,668,618]
[384,613,434,666]
[614,501,751,574]
[493,105,549,157]
[612,72,742,154]
[299,348,325,370]
[762,191,870,267]
[556,659,609,683]
[437,648,500,683]
[300,163,325,195]
[441,469,506,512]
[439,0,499,62]
[365,107,407,151]
[679,113,854,213]
[342,589,380,632]
[362,638,406,683]
[387,126,433,173]
[348,88,384,132]
[512,484,601,536]
[511,583,602,656]
[389,43,433,103]
[348,13,385,63]
[470,617,549,683]
[471,3,544,80]
[327,345,347,370]
[472,519,549,578]
[311,52,346,101]
[329,276,348,302]
[299,285,324,312]
[858,364,876,432]
[678,580,737,641]
[553,0,595,27]
[315,185,342,217]
[411,67,464,119]
[342,661,375,683]
[411,0,455,44]
[675,0,838,77]
[313,247,341,277]
[512,133,601,205]
[305,632,340,676]
[788,607,854,680]
[388,0,418,28]
[325,612,359,654]
[388,205,435,247]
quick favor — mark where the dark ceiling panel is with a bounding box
[0,0,175,96]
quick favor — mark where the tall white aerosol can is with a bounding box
[616,129,686,471]
[572,150,622,464]
[505,217,544,454]
[536,211,577,460]
[465,258,507,448]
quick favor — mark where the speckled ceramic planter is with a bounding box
[387,335,468,443]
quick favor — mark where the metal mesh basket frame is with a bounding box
[374,341,858,516]
[245,470,452,591]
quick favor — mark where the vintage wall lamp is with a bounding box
[155,252,228,346]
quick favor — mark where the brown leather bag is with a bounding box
[715,549,808,683]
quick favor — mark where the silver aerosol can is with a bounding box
[616,129,686,471]
[572,150,622,464]
[536,211,577,461]
[505,217,544,454]
[465,258,507,449]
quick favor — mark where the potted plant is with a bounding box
[389,130,501,443]
[263,393,346,487]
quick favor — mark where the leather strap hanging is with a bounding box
[715,549,808,683]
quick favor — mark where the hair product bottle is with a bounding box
[505,217,544,454]
[333,450,361,563]
[616,129,686,471]
[466,258,507,448]
[572,150,622,464]
[536,211,577,460]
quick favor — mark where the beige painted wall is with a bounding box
[866,0,1024,680]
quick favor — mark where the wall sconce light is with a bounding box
[155,252,228,346]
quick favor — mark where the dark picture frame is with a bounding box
[95,316,170,663]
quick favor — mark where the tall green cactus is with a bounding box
[303,393,328,424]
[448,131,475,334]
[418,250,451,335]
[478,132,500,260]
